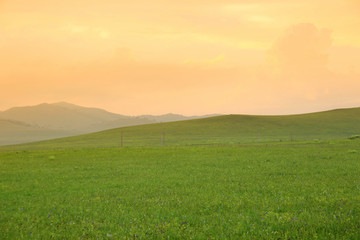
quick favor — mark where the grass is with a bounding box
[1,140,360,239]
[1,108,360,239]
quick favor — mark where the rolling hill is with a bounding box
[0,102,217,145]
[3,107,360,150]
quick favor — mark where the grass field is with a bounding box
[1,109,360,239]
[1,139,360,239]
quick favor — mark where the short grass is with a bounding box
[1,139,360,239]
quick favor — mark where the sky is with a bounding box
[1,0,359,115]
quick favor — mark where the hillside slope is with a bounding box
[0,119,78,146]
[4,107,360,150]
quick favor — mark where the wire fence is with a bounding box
[85,132,352,149]
[1,131,357,151]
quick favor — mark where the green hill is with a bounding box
[2,107,360,150]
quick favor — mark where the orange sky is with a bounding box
[1,0,359,115]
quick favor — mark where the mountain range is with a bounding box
[0,102,218,145]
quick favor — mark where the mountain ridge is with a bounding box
[0,102,220,145]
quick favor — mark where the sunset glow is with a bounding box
[1,0,359,115]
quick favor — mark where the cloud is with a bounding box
[65,24,89,33]
[99,31,110,39]
[64,24,111,40]
[349,0,360,12]
[235,23,359,110]
[183,55,225,66]
[267,23,332,76]
[111,47,134,63]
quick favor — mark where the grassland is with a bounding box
[3,107,360,150]
[1,140,360,239]
[1,108,360,239]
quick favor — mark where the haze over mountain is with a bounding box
[0,119,77,146]
[2,102,358,147]
[0,102,219,145]
[0,102,124,130]
[3,106,360,150]
[138,113,219,123]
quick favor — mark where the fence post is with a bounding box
[120,131,123,147]
[258,131,261,143]
[161,132,165,146]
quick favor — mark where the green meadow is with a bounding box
[1,109,360,239]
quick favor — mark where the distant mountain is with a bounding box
[86,117,156,132]
[0,102,219,145]
[0,119,33,129]
[0,119,77,146]
[139,113,220,122]
[0,102,126,131]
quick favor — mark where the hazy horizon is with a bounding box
[1,0,359,115]
[1,101,359,117]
